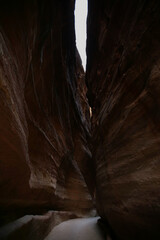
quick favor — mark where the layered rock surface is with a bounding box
[1,0,160,239]
[86,0,160,239]
[0,0,94,226]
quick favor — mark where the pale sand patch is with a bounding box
[44,217,108,240]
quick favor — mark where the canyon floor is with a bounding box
[45,217,107,240]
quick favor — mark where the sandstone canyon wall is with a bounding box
[1,0,160,239]
[86,0,160,239]
[0,0,94,226]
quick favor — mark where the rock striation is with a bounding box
[0,0,94,226]
[86,0,160,239]
[1,0,160,239]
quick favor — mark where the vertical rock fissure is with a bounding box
[74,0,87,71]
[74,0,93,119]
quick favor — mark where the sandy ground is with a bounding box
[44,217,107,240]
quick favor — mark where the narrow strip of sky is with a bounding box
[75,0,88,70]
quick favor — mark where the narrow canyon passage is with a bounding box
[0,0,160,240]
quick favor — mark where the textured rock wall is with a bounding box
[0,0,94,225]
[86,0,160,239]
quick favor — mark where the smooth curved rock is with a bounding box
[0,0,94,225]
[0,211,84,240]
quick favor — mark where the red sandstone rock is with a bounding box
[0,0,94,225]
[2,0,160,239]
[86,1,160,239]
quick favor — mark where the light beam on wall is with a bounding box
[75,0,88,70]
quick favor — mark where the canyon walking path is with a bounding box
[45,217,108,240]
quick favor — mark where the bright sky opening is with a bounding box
[75,0,88,70]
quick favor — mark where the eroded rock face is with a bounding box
[86,1,160,239]
[0,0,94,225]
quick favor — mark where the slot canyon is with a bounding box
[0,0,160,239]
